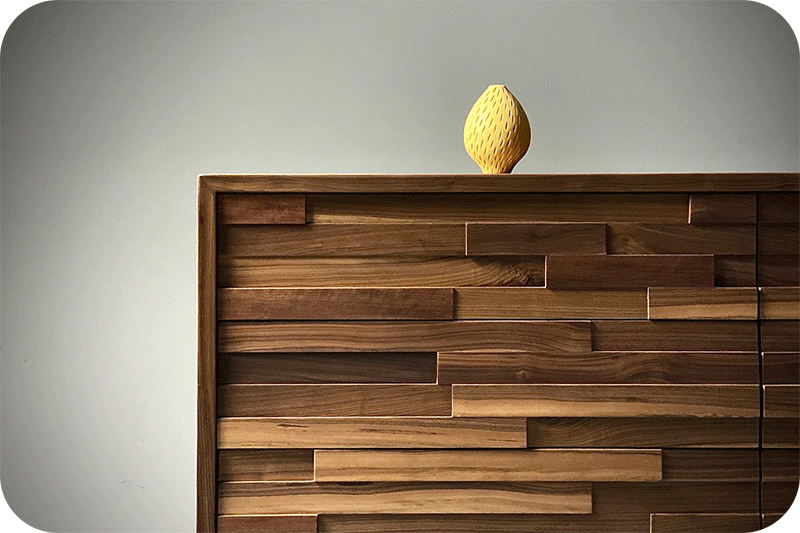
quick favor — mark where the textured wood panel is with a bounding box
[466,223,605,255]
[592,321,758,352]
[761,224,800,255]
[647,287,757,320]
[762,481,800,514]
[648,513,760,533]
[763,385,800,418]
[763,417,800,448]
[218,417,527,449]
[689,193,757,224]
[761,287,800,320]
[217,288,453,320]
[218,450,313,481]
[546,255,714,289]
[714,255,756,287]
[760,192,800,223]
[759,255,800,286]
[661,449,759,482]
[607,224,755,255]
[217,515,317,533]
[763,449,800,481]
[762,321,800,352]
[763,352,800,384]
[217,193,306,225]
[592,482,759,513]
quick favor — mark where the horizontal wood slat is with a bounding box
[217,515,317,533]
[592,321,758,352]
[607,224,755,255]
[218,450,313,482]
[217,194,306,225]
[647,288,757,320]
[758,255,800,286]
[689,194,757,224]
[762,417,800,448]
[546,255,714,289]
[217,288,454,321]
[648,513,760,533]
[313,449,661,482]
[592,482,759,514]
[762,481,800,514]
[762,449,800,481]
[762,352,800,384]
[762,321,800,352]
[714,255,756,287]
[218,321,592,354]
[760,193,800,223]
[661,449,759,482]
[466,223,606,255]
[218,482,592,515]
[763,385,800,418]
[761,288,800,320]
[218,417,528,449]
[761,224,800,255]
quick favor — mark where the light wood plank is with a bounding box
[218,417,527,449]
[714,255,756,287]
[761,224,800,255]
[217,193,306,225]
[313,449,661,482]
[760,193,800,223]
[763,385,800,418]
[649,513,760,533]
[759,255,800,287]
[217,481,592,515]
[217,288,454,320]
[762,321,800,352]
[763,352,800,384]
[218,450,313,482]
[217,385,451,417]
[648,288,757,320]
[593,320,758,352]
[455,288,646,319]
[593,481,759,514]
[218,515,317,533]
[761,288,800,320]
[453,384,760,418]
[689,194,757,224]
[763,417,800,448]
[466,223,606,255]
[437,350,759,384]
[218,321,591,354]
[608,223,755,254]
[546,255,714,289]
[661,449,759,482]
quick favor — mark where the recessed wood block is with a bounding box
[437,351,759,384]
[689,194,757,224]
[649,513,760,533]
[313,449,662,482]
[217,385,451,417]
[592,321,758,352]
[761,224,800,255]
[218,321,591,354]
[218,224,465,256]
[661,449,759,482]
[714,255,756,287]
[763,513,794,528]
[759,255,800,287]
[762,449,800,482]
[608,224,755,255]
[217,481,592,515]
[593,481,759,514]
[761,288,800,320]
[546,255,714,289]
[454,288,646,319]
[466,223,606,255]
[218,450,313,482]
[218,417,527,449]
[760,193,800,223]
[452,385,760,418]
[762,417,800,448]
[217,288,454,320]
[763,385,800,418]
[217,194,306,225]
[762,321,800,352]
[217,515,317,533]
[762,481,800,514]
[647,288,757,320]
[763,352,800,384]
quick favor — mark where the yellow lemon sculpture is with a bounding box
[464,85,531,173]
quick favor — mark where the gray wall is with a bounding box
[1,1,797,531]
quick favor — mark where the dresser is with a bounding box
[198,174,800,533]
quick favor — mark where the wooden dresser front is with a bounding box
[198,174,800,533]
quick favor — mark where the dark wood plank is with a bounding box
[763,513,788,527]
[762,417,800,448]
[218,224,465,256]
[217,193,306,224]
[763,352,800,384]
[218,515,317,533]
[466,223,606,255]
[647,288,757,320]
[661,449,759,482]
[762,449,800,482]
[218,449,313,481]
[763,385,800,418]
[761,224,800,255]
[608,224,755,254]
[217,384,451,416]
[437,350,759,384]
[527,418,758,448]
[592,321,758,352]
[714,255,756,287]
[762,321,800,352]
[759,255,800,286]
[217,288,454,320]
[762,481,800,514]
[689,194,757,224]
[546,255,714,289]
[218,321,592,354]
[649,513,760,533]
[219,352,437,384]
[760,193,800,223]
[761,288,800,320]
[593,481,759,514]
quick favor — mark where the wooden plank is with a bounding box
[763,385,800,418]
[763,513,787,527]
[761,288,800,320]
[763,481,800,514]
[608,223,755,254]
[454,288,647,319]
[453,384,760,418]
[761,224,800,255]
[689,193,757,224]
[763,417,800,448]
[218,224,465,256]
[763,352,800,384]
[217,193,306,224]
[760,193,800,223]
[661,449,759,482]
[218,321,592,354]
[218,450,313,482]
[714,255,755,287]
[593,481,759,514]
[649,513,760,533]
[313,449,661,482]
[217,481,592,515]
[592,321,758,352]
[647,288,757,320]
[466,223,606,255]
[762,449,800,481]
[218,515,317,533]
[546,255,714,289]
[527,418,758,447]
[218,417,527,449]
[219,352,437,384]
[758,255,800,287]
[762,321,800,352]
[217,288,454,320]
[217,384,451,417]
[437,350,759,384]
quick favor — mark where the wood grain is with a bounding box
[714,255,756,287]
[762,321,800,352]
[763,352,800,384]
[313,449,662,482]
[218,321,592,354]
[592,482,759,514]
[217,193,306,225]
[466,223,606,255]
[217,481,592,515]
[760,224,800,255]
[217,515,317,533]
[218,450,313,482]
[761,288,800,320]
[546,255,714,289]
[452,384,760,418]
[760,192,800,223]
[437,350,759,384]
[647,288,757,320]
[649,513,760,533]
[455,288,647,319]
[608,224,755,255]
[762,417,800,448]
[217,385,451,417]
[762,481,800,514]
[217,288,454,320]
[689,193,757,224]
[218,417,527,449]
[763,385,800,418]
[758,255,800,287]
[762,449,800,481]
[592,321,758,352]
[661,449,759,482]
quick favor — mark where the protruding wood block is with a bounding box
[760,193,800,224]
[649,513,760,533]
[217,193,306,225]
[592,321,758,352]
[761,288,800,320]
[313,449,662,482]
[763,385,800,418]
[761,224,800,255]
[762,321,800,352]
[608,224,755,254]
[759,255,800,287]
[218,417,528,449]
[647,288,757,320]
[218,481,592,515]
[763,352,800,384]
[218,449,313,481]
[453,385,760,418]
[661,449,759,482]
[689,194,757,224]
[217,515,317,533]
[593,482,759,514]
[763,417,800,448]
[466,223,606,255]
[217,288,454,320]
[546,255,714,289]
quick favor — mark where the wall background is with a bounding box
[1,1,797,532]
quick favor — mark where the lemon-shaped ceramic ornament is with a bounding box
[464,85,531,173]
